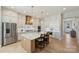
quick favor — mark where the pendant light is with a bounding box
[32,6,34,18]
[31,6,34,24]
[40,11,44,25]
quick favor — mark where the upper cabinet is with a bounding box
[25,16,33,25]
[2,8,18,23]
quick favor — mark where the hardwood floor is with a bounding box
[35,34,79,53]
[0,42,27,53]
[0,33,79,53]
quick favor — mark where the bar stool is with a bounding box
[35,34,45,51]
[44,33,49,46]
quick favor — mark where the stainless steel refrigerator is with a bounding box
[2,22,17,46]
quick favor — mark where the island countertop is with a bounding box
[20,32,45,40]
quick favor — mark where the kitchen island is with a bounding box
[20,32,52,53]
[21,32,42,53]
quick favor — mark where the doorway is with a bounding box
[63,18,77,49]
[64,21,72,33]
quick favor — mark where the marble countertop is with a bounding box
[21,32,43,40]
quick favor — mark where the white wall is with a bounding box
[2,8,18,23]
[17,14,25,28]
[43,15,61,39]
[76,17,79,43]
[33,18,39,31]
[0,6,1,21]
[17,14,25,31]
[64,10,79,18]
[0,6,1,47]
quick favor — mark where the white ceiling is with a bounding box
[3,6,79,19]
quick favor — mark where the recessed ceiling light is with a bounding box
[36,16,38,18]
[11,6,15,9]
[63,8,66,10]
[24,11,26,13]
[47,13,48,15]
